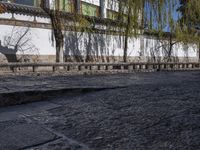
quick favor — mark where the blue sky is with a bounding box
[145,1,181,32]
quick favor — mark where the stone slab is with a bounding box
[0,123,57,150]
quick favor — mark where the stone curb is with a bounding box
[0,86,126,107]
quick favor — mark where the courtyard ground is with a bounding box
[0,71,200,149]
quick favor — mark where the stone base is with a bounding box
[0,54,199,63]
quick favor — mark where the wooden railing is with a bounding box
[0,62,200,73]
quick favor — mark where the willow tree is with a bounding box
[179,0,200,29]
[40,0,92,63]
[117,0,144,62]
[143,0,188,62]
[177,0,200,43]
[145,0,200,55]
[180,0,200,60]
[118,0,178,62]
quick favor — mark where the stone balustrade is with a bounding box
[0,62,199,73]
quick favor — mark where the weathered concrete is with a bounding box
[0,72,200,149]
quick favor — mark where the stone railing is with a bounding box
[0,62,200,73]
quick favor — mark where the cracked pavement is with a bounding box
[0,71,200,149]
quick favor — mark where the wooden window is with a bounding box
[107,9,118,20]
[1,0,41,7]
[81,2,99,17]
[55,0,75,13]
[107,0,128,21]
[34,0,41,7]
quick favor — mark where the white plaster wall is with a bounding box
[36,17,51,24]
[81,0,100,6]
[64,32,123,58]
[0,25,55,55]
[142,36,198,58]
[0,13,12,19]
[0,23,198,60]
[0,13,50,23]
[0,19,198,62]
[14,14,35,22]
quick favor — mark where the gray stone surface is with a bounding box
[0,71,195,94]
[0,71,200,149]
[0,123,57,150]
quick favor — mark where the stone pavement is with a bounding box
[0,71,194,94]
[0,71,200,149]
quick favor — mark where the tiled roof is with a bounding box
[0,1,47,17]
[0,1,124,27]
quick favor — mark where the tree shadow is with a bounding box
[0,26,39,63]
[64,31,109,62]
[0,41,18,62]
[143,37,184,63]
[64,32,84,62]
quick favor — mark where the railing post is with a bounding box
[67,65,70,71]
[11,67,17,73]
[128,65,133,71]
[79,65,85,71]
[152,64,156,70]
[158,64,161,71]
[89,65,92,70]
[186,64,189,69]
[99,65,106,70]
[179,64,181,70]
[98,65,101,70]
[139,64,142,70]
[191,63,194,69]
[145,64,148,70]
[53,66,56,72]
[165,64,167,70]
[105,65,108,70]
[121,65,124,70]
[32,66,37,72]
[133,64,136,70]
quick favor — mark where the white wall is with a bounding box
[0,25,55,56]
[81,0,100,6]
[0,13,198,62]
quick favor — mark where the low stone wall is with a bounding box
[0,87,120,107]
[0,62,200,75]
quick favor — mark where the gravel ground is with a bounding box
[0,71,200,150]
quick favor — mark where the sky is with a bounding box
[145,0,181,32]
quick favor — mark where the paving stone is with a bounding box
[0,123,57,150]
[0,72,200,149]
[0,111,21,122]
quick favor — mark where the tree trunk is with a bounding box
[124,35,128,62]
[56,44,64,63]
[167,34,173,62]
[41,0,64,63]
[199,42,200,62]
[123,4,131,63]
